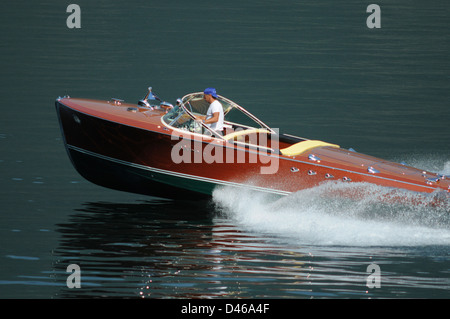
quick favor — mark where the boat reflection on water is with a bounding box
[51,200,343,299]
[53,192,450,299]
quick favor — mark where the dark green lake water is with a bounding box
[0,1,449,299]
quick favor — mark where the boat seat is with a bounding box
[280,140,340,156]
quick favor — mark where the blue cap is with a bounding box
[203,87,218,98]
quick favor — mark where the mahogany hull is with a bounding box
[55,97,449,201]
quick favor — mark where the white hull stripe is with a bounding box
[67,144,292,196]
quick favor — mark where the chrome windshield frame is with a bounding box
[180,93,225,140]
[180,92,276,138]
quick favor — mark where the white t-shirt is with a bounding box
[206,100,224,132]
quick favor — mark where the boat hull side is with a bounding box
[56,100,217,199]
[67,145,211,199]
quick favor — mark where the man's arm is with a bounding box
[203,112,219,124]
[195,112,219,124]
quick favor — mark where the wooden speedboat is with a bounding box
[55,87,449,202]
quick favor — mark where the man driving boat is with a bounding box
[196,87,224,136]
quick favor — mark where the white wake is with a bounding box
[213,159,450,247]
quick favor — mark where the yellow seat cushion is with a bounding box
[280,140,339,156]
[223,128,271,141]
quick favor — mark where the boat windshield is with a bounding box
[162,92,274,139]
[162,103,206,135]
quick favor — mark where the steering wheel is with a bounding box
[189,119,203,133]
